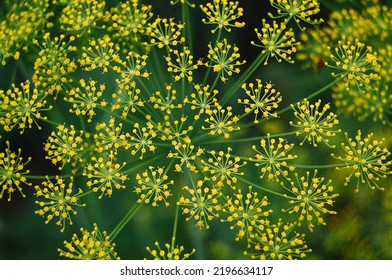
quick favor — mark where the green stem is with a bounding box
[170,201,181,253]
[194,130,297,145]
[237,176,291,199]
[109,202,143,240]
[293,163,347,169]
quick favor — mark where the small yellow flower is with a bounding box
[332,130,392,192]
[44,124,85,170]
[244,219,311,260]
[146,239,195,260]
[58,223,120,260]
[149,17,185,49]
[108,0,153,45]
[84,154,128,198]
[268,0,323,30]
[184,84,219,120]
[0,141,31,202]
[64,78,106,123]
[34,176,86,232]
[177,180,222,229]
[207,39,246,83]
[251,19,299,65]
[221,186,272,245]
[290,99,341,147]
[251,133,297,181]
[201,147,247,188]
[135,166,173,207]
[0,80,52,133]
[281,170,339,231]
[200,0,245,33]
[238,79,282,124]
[202,103,240,139]
[166,46,202,82]
[252,19,299,65]
[59,0,106,36]
[325,39,380,90]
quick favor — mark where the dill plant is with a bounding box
[0,0,391,260]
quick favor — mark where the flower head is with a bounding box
[148,17,185,49]
[135,166,173,207]
[251,134,297,181]
[332,130,392,192]
[268,0,323,30]
[59,0,106,36]
[0,80,52,133]
[289,99,341,147]
[111,81,144,118]
[0,141,31,202]
[108,0,153,46]
[165,46,202,82]
[251,19,298,65]
[0,0,53,65]
[200,0,245,33]
[184,84,218,120]
[325,39,380,90]
[201,147,247,188]
[34,176,86,232]
[207,39,246,82]
[79,35,123,73]
[202,103,240,138]
[146,239,195,260]
[281,170,339,231]
[238,79,282,124]
[44,124,85,170]
[64,78,106,123]
[94,117,131,155]
[33,33,77,95]
[244,219,311,260]
[177,180,222,229]
[84,154,128,198]
[58,223,120,259]
[221,186,272,245]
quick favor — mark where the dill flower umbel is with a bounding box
[268,0,323,30]
[44,124,85,170]
[221,186,272,244]
[177,180,222,229]
[64,78,107,123]
[244,219,311,260]
[325,39,380,90]
[251,134,297,181]
[332,130,392,192]
[84,154,128,198]
[145,240,195,260]
[238,79,282,124]
[0,141,31,202]
[251,19,298,65]
[281,170,339,231]
[58,223,120,260]
[33,33,77,95]
[290,99,341,147]
[206,39,246,83]
[0,80,52,133]
[34,176,86,232]
[201,147,247,188]
[135,166,173,207]
[200,0,245,34]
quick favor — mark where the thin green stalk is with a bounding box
[170,201,181,253]
[293,163,348,169]
[109,202,143,240]
[237,176,292,199]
